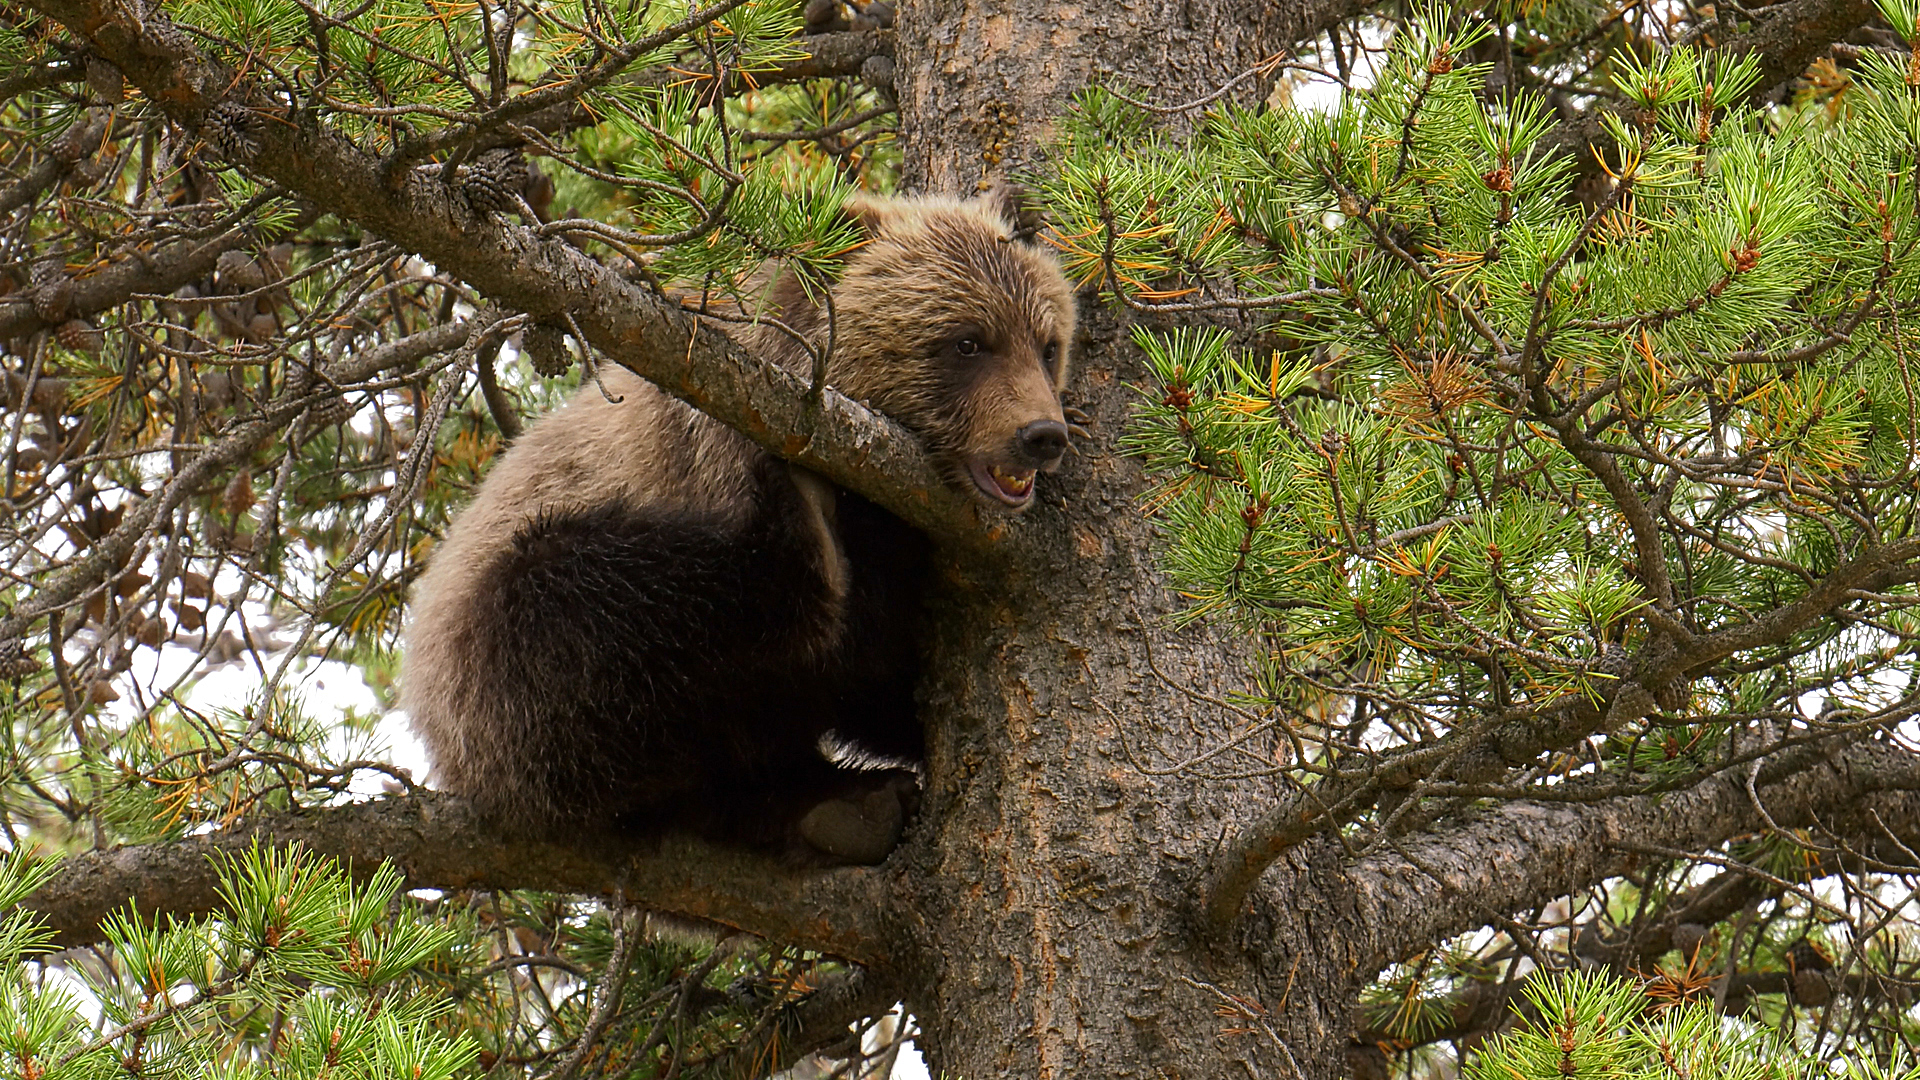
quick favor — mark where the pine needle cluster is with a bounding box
[1042,1,1920,1066]
[1045,2,1919,764]
[0,844,475,1080]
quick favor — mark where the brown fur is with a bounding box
[758,192,1076,495]
[401,191,1075,855]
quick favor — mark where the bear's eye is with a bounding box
[954,338,983,357]
[1042,342,1058,363]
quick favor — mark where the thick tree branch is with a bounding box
[707,967,906,1078]
[0,106,107,218]
[1202,533,1920,936]
[1713,0,1874,93]
[0,226,254,342]
[1570,865,1773,968]
[1672,538,1920,669]
[21,792,895,966]
[1338,736,1920,977]
[0,59,82,102]
[26,0,988,545]
[767,30,892,85]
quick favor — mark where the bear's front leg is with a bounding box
[781,461,851,610]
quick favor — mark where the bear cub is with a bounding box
[401,190,1077,863]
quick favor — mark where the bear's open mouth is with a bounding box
[969,460,1037,507]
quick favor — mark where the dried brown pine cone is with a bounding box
[55,318,103,355]
[464,149,531,215]
[523,323,572,377]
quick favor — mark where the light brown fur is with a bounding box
[404,370,769,792]
[400,190,1076,851]
[756,192,1077,494]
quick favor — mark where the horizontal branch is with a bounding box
[0,59,83,102]
[0,226,255,343]
[26,0,983,544]
[1586,874,1765,969]
[1715,0,1874,93]
[1202,530,1920,936]
[707,966,906,1077]
[0,107,107,218]
[764,29,892,85]
[1341,736,1920,977]
[1672,537,1920,670]
[22,792,896,966]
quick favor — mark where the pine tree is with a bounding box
[3,0,1920,1073]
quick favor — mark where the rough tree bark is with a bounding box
[885,2,1375,1074]
[895,0,1365,190]
[24,0,1920,1076]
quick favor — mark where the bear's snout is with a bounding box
[1016,420,1070,470]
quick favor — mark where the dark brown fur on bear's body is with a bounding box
[453,474,928,851]
[402,191,1076,862]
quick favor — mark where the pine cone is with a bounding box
[0,640,39,679]
[861,54,897,88]
[69,156,108,187]
[310,393,356,429]
[804,0,846,31]
[30,263,73,323]
[524,323,572,377]
[216,249,268,292]
[464,148,530,215]
[1595,641,1633,680]
[201,102,260,162]
[1788,939,1833,971]
[223,469,256,517]
[851,0,894,28]
[85,57,125,102]
[1670,922,1708,957]
[1792,969,1832,1006]
[55,318,103,355]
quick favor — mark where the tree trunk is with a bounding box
[893,334,1368,1076]
[893,0,1359,190]
[885,6,1371,1071]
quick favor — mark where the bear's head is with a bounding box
[792,189,1078,511]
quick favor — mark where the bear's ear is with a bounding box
[982,181,1046,243]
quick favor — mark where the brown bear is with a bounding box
[401,190,1076,863]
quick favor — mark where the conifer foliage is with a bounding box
[4,0,1920,1071]
[1046,2,1920,1069]
[1059,2,1920,797]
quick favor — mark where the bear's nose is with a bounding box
[1017,420,1070,466]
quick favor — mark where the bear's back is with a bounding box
[401,366,761,794]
